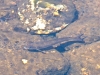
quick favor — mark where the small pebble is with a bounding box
[22,59,28,64]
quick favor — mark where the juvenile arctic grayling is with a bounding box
[24,35,84,52]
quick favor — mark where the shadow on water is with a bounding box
[13,27,27,33]
[71,10,79,22]
[0,13,10,21]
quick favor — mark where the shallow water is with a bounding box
[0,0,100,75]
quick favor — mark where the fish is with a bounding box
[23,34,84,53]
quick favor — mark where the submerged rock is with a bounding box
[17,0,77,34]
